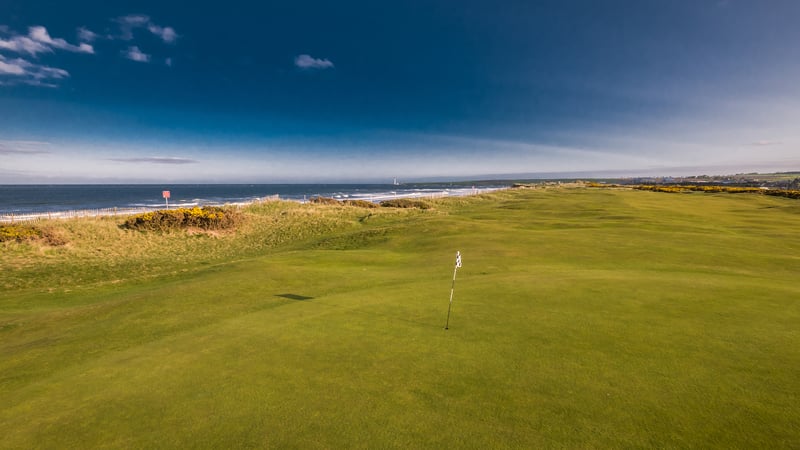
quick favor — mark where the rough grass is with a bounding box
[0,200,428,291]
[1,188,799,448]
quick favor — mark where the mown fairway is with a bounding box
[2,188,799,448]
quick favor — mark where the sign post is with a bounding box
[162,190,170,209]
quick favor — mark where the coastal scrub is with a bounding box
[122,206,242,232]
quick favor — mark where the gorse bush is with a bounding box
[633,185,800,199]
[635,185,763,194]
[764,189,800,199]
[0,224,42,242]
[122,206,242,232]
[0,224,67,245]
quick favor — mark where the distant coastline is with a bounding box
[0,183,506,222]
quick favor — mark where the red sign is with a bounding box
[162,190,171,199]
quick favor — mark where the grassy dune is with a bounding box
[2,188,799,448]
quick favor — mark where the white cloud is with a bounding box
[28,26,94,54]
[0,34,51,56]
[116,14,178,43]
[116,14,150,40]
[0,54,69,86]
[0,57,26,75]
[294,54,334,70]
[77,26,98,42]
[751,140,782,146]
[147,24,178,43]
[119,15,151,27]
[0,25,92,87]
[124,46,151,63]
[0,25,92,57]
[0,15,179,87]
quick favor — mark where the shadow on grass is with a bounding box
[276,293,442,329]
[275,293,314,301]
[346,307,443,330]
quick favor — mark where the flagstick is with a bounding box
[445,252,461,330]
[444,265,458,329]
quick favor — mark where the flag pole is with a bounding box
[445,251,461,330]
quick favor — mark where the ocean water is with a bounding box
[0,184,504,215]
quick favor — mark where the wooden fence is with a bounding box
[0,207,156,224]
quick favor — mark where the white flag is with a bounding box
[455,251,462,268]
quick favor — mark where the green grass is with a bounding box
[1,188,799,448]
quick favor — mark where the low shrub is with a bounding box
[308,197,340,205]
[38,226,68,246]
[343,199,378,208]
[380,199,432,209]
[122,206,242,232]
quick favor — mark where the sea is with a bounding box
[0,183,508,217]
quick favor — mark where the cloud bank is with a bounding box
[0,140,52,154]
[109,156,198,165]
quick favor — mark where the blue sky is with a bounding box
[1,0,799,183]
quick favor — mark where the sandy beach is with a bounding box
[0,186,503,223]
